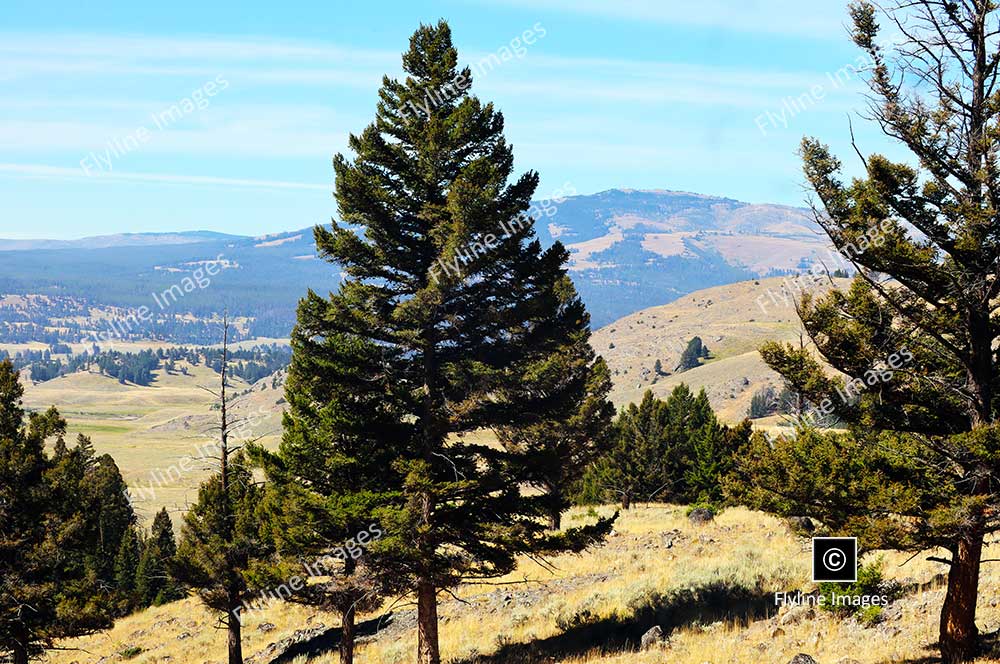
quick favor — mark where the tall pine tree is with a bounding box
[737,2,1000,660]
[306,21,613,664]
[590,391,668,509]
[114,527,142,612]
[173,454,268,664]
[251,280,412,664]
[84,453,135,589]
[136,508,182,606]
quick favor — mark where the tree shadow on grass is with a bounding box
[267,613,388,664]
[887,630,1000,664]
[452,581,776,664]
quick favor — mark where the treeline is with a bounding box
[1,343,292,386]
[201,344,292,383]
[159,344,291,383]
[0,299,260,347]
[0,322,63,345]
[2,346,97,382]
[3,348,162,386]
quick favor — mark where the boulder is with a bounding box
[787,516,815,533]
[640,625,665,649]
[788,655,818,664]
[688,507,715,524]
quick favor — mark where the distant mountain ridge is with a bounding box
[0,230,243,252]
[534,189,830,324]
[0,189,832,342]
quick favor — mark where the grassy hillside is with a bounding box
[43,505,1000,664]
[592,276,851,422]
[20,360,284,524]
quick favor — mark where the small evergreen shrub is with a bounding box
[817,558,902,619]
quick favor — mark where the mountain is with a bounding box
[0,189,834,344]
[534,189,832,326]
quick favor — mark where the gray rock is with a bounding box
[789,655,818,664]
[688,507,715,524]
[640,625,664,649]
[779,606,816,625]
[787,516,815,533]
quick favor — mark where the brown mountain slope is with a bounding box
[592,275,851,422]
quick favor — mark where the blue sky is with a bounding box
[0,0,905,239]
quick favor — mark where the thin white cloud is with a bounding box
[479,0,851,38]
[0,31,868,113]
[0,59,387,88]
[0,116,350,155]
[0,163,328,190]
[0,33,399,65]
[521,54,856,90]
[0,30,873,189]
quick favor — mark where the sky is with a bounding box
[0,0,907,239]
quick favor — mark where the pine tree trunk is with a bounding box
[939,529,984,663]
[622,494,631,510]
[228,605,243,664]
[340,604,355,664]
[11,642,28,664]
[340,555,357,664]
[548,508,561,531]
[417,579,440,664]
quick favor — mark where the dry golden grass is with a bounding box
[44,505,1000,664]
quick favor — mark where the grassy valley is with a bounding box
[20,356,285,523]
[4,275,846,525]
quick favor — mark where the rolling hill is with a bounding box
[592,275,850,421]
[20,355,286,523]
